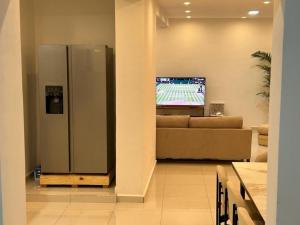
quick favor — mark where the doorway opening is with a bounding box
[20,0,117,219]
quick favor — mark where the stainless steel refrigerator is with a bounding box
[38,45,115,174]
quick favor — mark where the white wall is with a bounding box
[0,170,2,224]
[143,0,157,196]
[268,0,300,224]
[267,1,283,223]
[34,0,115,47]
[157,18,273,126]
[0,0,27,224]
[115,0,157,197]
[20,0,37,175]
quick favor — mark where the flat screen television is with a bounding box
[156,77,206,106]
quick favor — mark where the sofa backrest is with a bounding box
[189,116,243,129]
[257,124,269,135]
[157,115,190,128]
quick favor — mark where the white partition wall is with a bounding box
[0,0,27,224]
[268,0,300,224]
[115,0,157,200]
[0,166,2,225]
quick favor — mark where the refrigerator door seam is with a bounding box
[67,46,73,173]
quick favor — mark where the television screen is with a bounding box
[156,77,206,106]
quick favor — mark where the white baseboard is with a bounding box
[117,195,144,203]
[143,159,157,197]
[117,160,157,203]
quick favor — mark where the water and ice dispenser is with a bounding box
[45,86,64,114]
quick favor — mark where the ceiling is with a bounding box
[157,0,273,19]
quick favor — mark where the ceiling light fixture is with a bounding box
[185,10,191,13]
[263,1,271,4]
[241,16,247,19]
[184,2,191,6]
[248,10,260,15]
[186,15,192,19]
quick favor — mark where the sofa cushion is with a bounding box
[257,124,269,135]
[255,150,268,162]
[189,116,243,129]
[157,115,190,128]
[258,134,268,147]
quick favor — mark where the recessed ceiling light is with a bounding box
[184,2,191,6]
[248,10,260,16]
[185,10,191,13]
[263,1,271,4]
[186,15,192,19]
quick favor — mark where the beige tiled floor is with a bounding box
[27,162,240,225]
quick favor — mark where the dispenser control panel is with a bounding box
[45,86,64,114]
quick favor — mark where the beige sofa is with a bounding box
[156,115,252,161]
[257,124,269,147]
[255,124,269,162]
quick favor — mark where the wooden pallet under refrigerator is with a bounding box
[40,170,114,188]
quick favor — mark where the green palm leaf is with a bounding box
[252,51,272,63]
[252,50,272,99]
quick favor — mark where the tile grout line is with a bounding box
[159,166,167,225]
[53,198,72,225]
[106,203,117,225]
[202,166,215,225]
[53,190,74,225]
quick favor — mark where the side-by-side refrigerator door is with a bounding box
[39,45,70,173]
[69,45,108,174]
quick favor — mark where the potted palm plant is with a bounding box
[251,51,272,99]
